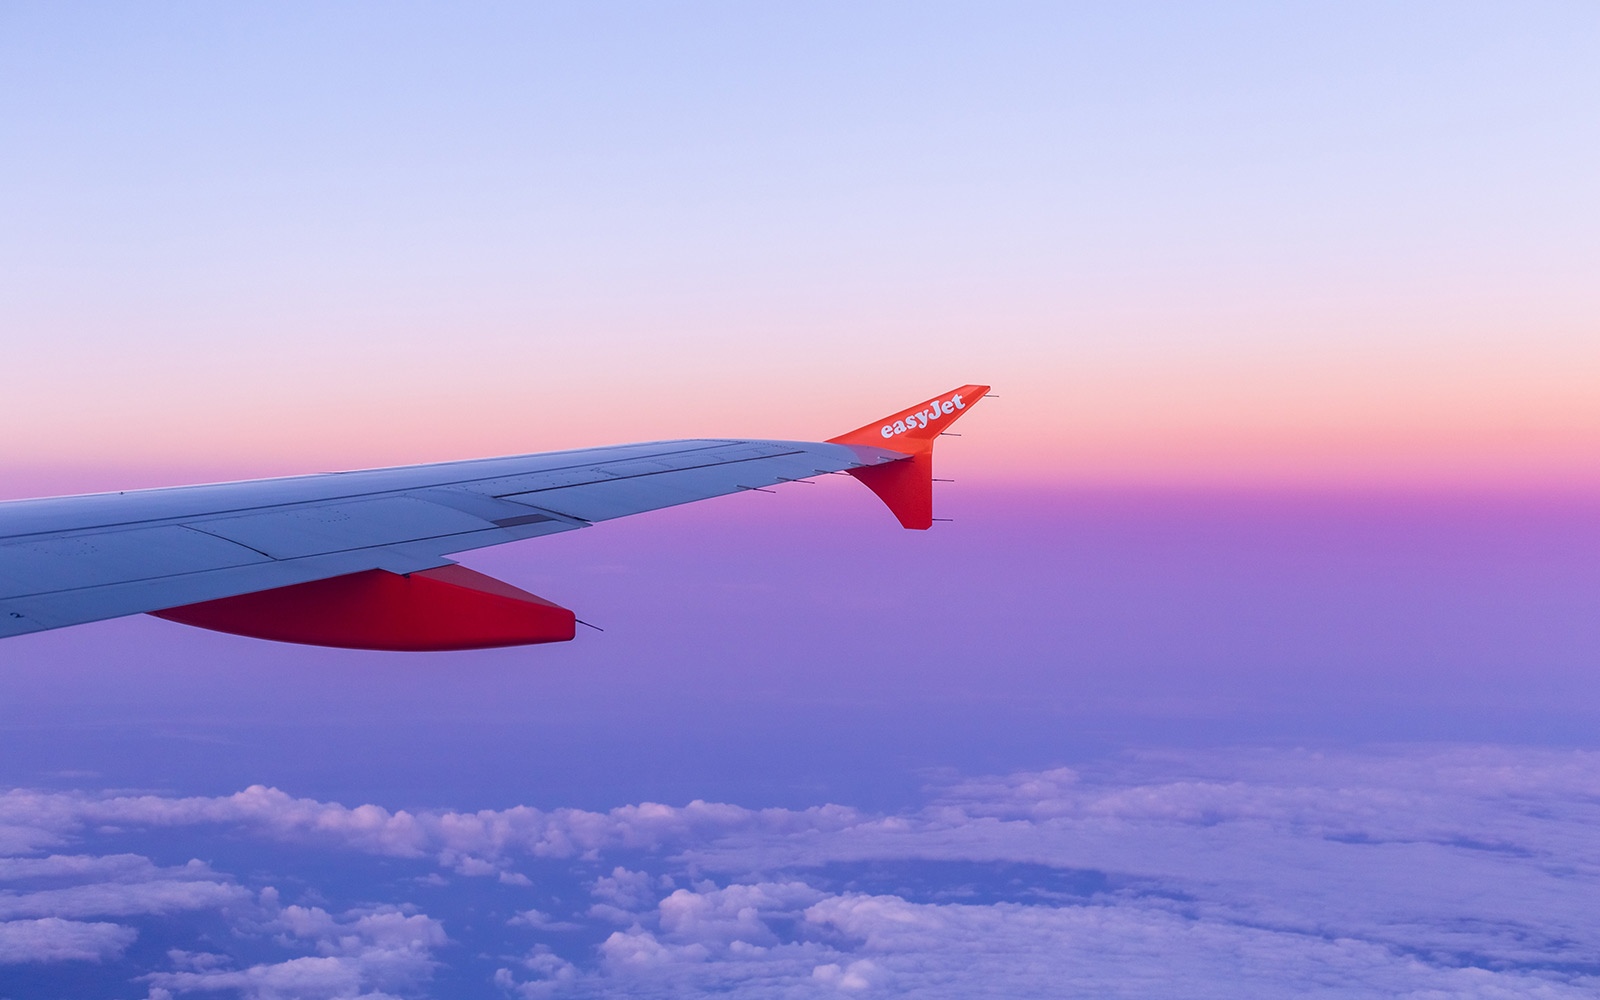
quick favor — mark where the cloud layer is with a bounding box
[2,745,1597,998]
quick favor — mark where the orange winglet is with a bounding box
[827,385,989,529]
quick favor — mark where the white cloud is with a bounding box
[0,917,136,964]
[0,878,248,920]
[598,926,708,968]
[146,954,380,1000]
[495,945,581,999]
[510,748,1600,997]
[0,853,178,882]
[657,881,825,951]
[146,903,446,1000]
[810,959,878,991]
[0,785,866,872]
[167,950,232,971]
[6,745,1600,997]
[795,892,1600,1000]
[509,876,1600,999]
[509,908,582,932]
[589,867,659,912]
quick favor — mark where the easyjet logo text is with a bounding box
[881,394,965,438]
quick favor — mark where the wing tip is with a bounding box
[828,386,990,528]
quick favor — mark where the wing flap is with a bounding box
[188,496,495,560]
[0,525,269,599]
[501,448,819,522]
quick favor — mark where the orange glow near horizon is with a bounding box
[8,329,1598,498]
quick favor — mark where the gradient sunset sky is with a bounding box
[4,5,1600,999]
[4,1,1598,494]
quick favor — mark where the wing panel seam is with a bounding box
[0,442,790,542]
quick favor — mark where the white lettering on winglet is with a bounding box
[879,393,965,439]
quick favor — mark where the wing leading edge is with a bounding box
[0,386,988,650]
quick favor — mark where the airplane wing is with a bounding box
[0,386,989,651]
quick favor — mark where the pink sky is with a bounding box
[3,3,1597,497]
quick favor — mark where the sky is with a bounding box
[3,1,1600,490]
[2,3,1600,998]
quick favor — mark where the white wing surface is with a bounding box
[0,385,988,649]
